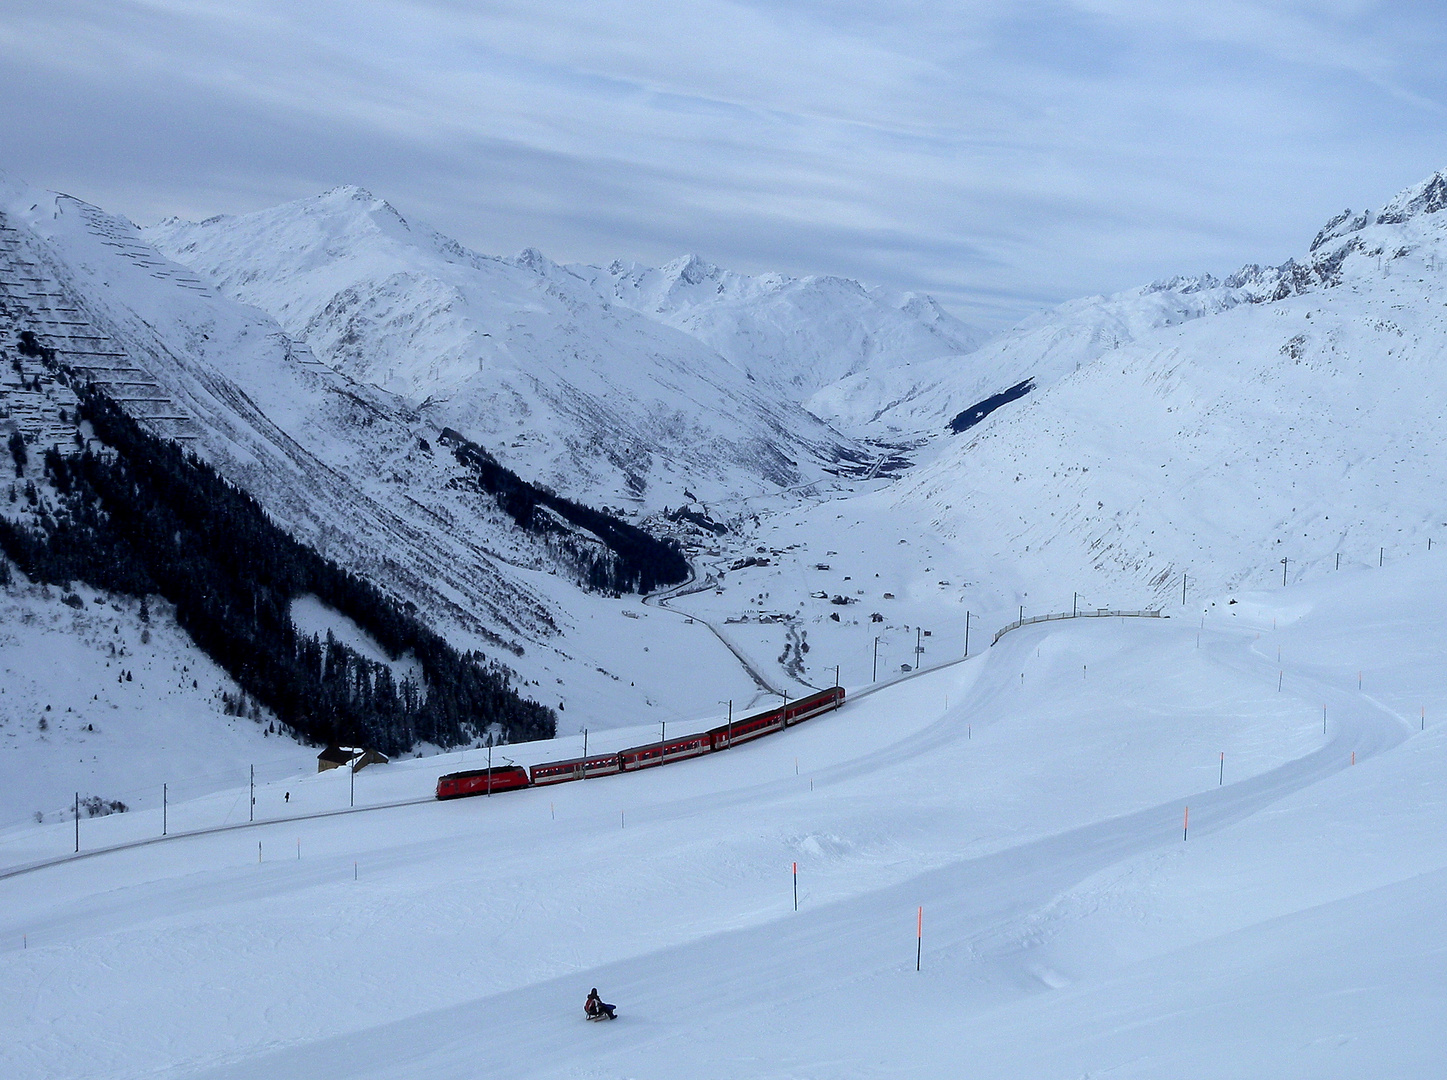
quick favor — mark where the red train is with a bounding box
[436,686,844,799]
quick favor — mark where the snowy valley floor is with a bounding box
[2,554,1446,1078]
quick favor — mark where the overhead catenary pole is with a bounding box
[350,758,355,807]
[1073,591,1078,616]
[487,743,493,796]
[250,765,255,822]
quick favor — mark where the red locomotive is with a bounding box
[435,765,531,799]
[436,686,844,800]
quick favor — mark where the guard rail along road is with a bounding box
[992,608,1165,646]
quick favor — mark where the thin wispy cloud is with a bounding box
[1,0,1442,326]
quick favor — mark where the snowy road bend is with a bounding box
[171,617,1408,1080]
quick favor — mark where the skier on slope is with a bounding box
[584,988,616,1021]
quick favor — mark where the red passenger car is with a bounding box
[435,765,531,799]
[781,686,845,725]
[618,730,713,771]
[530,754,622,786]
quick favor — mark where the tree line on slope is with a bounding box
[438,427,689,594]
[0,387,555,755]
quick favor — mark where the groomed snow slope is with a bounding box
[2,550,1442,1078]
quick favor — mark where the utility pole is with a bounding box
[350,758,355,808]
[487,742,493,796]
[1073,591,1078,616]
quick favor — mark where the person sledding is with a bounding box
[584,988,616,1021]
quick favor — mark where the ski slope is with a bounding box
[3,552,1444,1079]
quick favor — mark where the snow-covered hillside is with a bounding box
[144,189,878,509]
[875,169,1447,611]
[3,546,1442,1078]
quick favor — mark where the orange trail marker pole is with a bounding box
[916,907,923,971]
[793,862,798,911]
[1183,806,1189,841]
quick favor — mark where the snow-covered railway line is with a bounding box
[0,794,437,883]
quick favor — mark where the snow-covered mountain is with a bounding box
[879,168,1447,606]
[0,173,773,760]
[145,189,884,509]
[571,254,986,421]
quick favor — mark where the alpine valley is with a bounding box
[4,166,1447,1078]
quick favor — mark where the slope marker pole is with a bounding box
[793,862,798,911]
[1219,752,1224,785]
[1183,806,1189,841]
[916,907,923,971]
[74,792,79,853]
[162,783,167,837]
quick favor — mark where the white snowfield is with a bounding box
[3,552,1444,1078]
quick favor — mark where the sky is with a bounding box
[1,0,1444,328]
